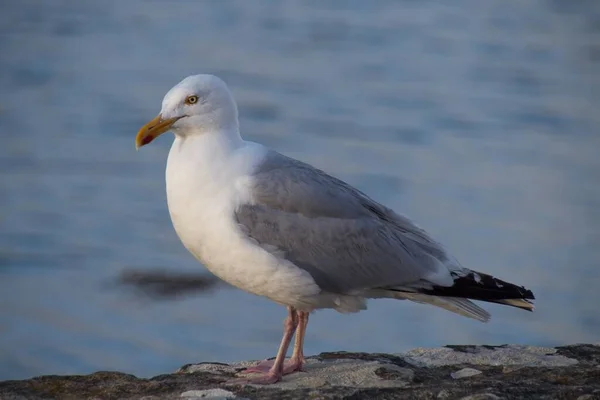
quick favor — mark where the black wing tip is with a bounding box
[420,270,536,309]
[523,287,535,300]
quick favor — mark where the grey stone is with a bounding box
[375,365,415,382]
[181,389,244,399]
[0,344,598,400]
[400,344,579,367]
[179,363,239,375]
[501,365,523,373]
[222,359,414,389]
[459,394,501,400]
[450,367,482,379]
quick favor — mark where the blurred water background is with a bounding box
[1,0,600,381]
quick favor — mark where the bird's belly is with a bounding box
[169,204,321,307]
[165,138,321,309]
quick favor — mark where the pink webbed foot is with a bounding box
[240,357,305,375]
[228,370,283,385]
[230,307,305,385]
[239,359,274,374]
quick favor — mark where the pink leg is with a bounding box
[287,310,309,372]
[232,307,298,384]
[240,310,309,375]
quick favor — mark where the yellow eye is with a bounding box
[185,95,198,105]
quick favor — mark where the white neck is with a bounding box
[165,129,266,229]
[166,130,246,211]
[164,128,267,277]
[172,129,244,161]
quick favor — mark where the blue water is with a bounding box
[1,0,599,380]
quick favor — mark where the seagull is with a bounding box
[135,74,535,384]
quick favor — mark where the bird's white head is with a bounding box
[136,74,240,149]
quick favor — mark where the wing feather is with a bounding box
[235,151,457,293]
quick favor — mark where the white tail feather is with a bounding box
[493,298,535,311]
[376,291,491,322]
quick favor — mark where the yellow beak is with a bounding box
[135,114,182,149]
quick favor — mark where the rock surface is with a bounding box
[1,345,599,400]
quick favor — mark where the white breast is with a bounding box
[164,134,320,307]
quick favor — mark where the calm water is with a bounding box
[1,0,600,381]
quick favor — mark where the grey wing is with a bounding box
[235,151,458,294]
